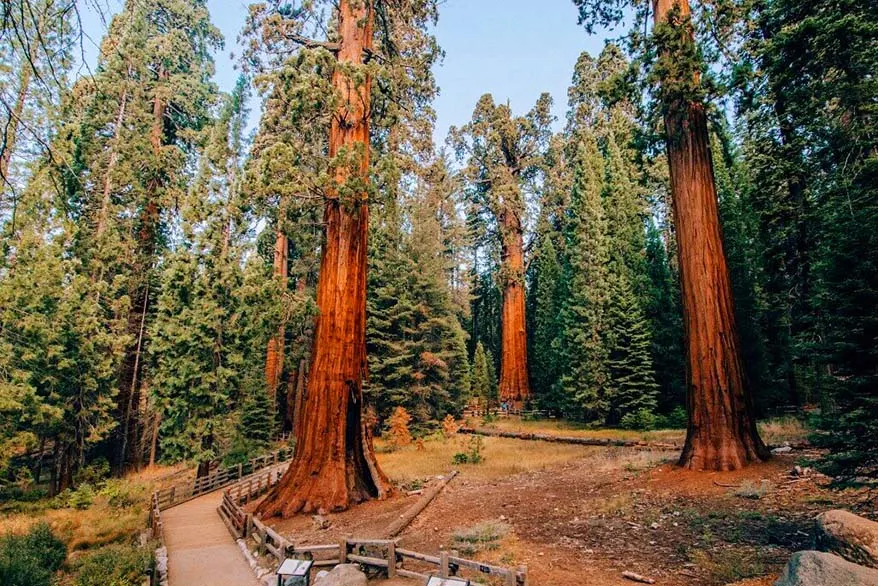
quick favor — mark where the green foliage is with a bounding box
[73,543,151,586]
[452,435,485,465]
[470,342,498,408]
[366,164,472,424]
[559,132,610,421]
[0,522,67,586]
[620,409,658,431]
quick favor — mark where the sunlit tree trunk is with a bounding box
[654,0,769,471]
[256,0,391,517]
[265,229,288,401]
[499,208,531,405]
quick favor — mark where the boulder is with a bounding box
[816,509,878,568]
[774,551,878,586]
[312,564,368,586]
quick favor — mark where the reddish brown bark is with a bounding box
[498,209,530,405]
[654,0,769,471]
[265,230,289,400]
[256,0,391,517]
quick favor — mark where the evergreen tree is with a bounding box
[452,93,553,405]
[559,132,610,421]
[644,220,685,413]
[0,225,125,491]
[0,0,74,235]
[529,217,564,399]
[367,165,471,424]
[149,79,279,474]
[470,341,498,408]
[605,273,659,424]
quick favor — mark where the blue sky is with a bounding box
[79,0,614,142]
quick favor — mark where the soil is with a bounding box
[261,445,874,586]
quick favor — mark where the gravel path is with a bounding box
[162,491,262,586]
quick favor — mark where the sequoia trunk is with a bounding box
[265,229,288,401]
[499,209,531,405]
[654,0,769,471]
[256,0,391,518]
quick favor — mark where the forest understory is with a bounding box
[257,417,871,586]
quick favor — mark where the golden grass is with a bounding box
[0,464,181,551]
[467,415,811,446]
[475,417,686,443]
[757,416,809,445]
[376,435,598,485]
[376,433,672,487]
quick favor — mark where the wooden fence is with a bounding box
[152,447,293,511]
[147,448,293,586]
[218,467,528,586]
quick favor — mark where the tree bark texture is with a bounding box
[498,208,531,405]
[265,230,289,401]
[256,0,391,518]
[654,0,769,471]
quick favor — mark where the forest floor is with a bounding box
[262,417,875,586]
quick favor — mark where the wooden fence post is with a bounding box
[238,462,243,479]
[439,552,449,577]
[387,542,396,578]
[519,565,529,586]
[169,486,175,505]
[339,539,348,563]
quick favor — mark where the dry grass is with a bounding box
[0,465,179,552]
[467,415,811,447]
[474,417,686,443]
[376,434,599,485]
[376,433,673,489]
[757,416,809,445]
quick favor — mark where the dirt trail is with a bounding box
[162,491,262,586]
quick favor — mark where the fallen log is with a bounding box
[458,427,680,451]
[384,471,459,538]
[622,570,656,584]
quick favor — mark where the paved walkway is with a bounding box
[162,491,262,586]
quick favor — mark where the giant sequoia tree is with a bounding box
[250,0,440,516]
[652,0,768,470]
[452,94,552,406]
[573,0,768,469]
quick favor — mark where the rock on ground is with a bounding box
[774,551,878,586]
[815,509,878,568]
[312,564,368,586]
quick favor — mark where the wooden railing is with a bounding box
[152,447,293,511]
[146,449,293,586]
[218,468,528,586]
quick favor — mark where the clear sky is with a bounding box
[78,0,614,142]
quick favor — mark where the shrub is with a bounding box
[452,521,511,555]
[442,414,459,438]
[0,522,67,586]
[74,543,151,586]
[663,406,688,429]
[59,483,95,510]
[99,479,146,509]
[386,407,413,450]
[620,408,658,431]
[452,435,485,465]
